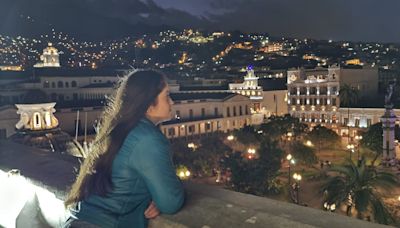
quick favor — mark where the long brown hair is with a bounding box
[65,70,166,207]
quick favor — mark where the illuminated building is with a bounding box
[345,59,362,65]
[287,65,379,130]
[229,66,264,123]
[33,43,61,68]
[0,66,23,71]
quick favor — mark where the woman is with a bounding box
[64,70,184,228]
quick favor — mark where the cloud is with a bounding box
[207,0,400,42]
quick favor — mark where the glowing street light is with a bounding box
[292,173,302,204]
[286,154,294,188]
[247,148,256,154]
[347,144,355,159]
[227,135,234,141]
[323,202,336,212]
[187,142,198,150]
[305,140,313,147]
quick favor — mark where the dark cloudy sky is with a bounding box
[2,0,400,42]
[145,0,400,43]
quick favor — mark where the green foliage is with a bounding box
[290,141,318,166]
[305,125,340,150]
[361,123,382,152]
[172,135,231,177]
[233,125,259,146]
[360,123,382,165]
[259,114,307,140]
[223,139,283,196]
[323,158,398,224]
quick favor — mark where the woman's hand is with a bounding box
[144,201,160,219]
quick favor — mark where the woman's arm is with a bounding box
[132,136,184,214]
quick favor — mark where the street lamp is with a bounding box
[323,202,336,212]
[346,144,355,160]
[227,135,234,141]
[247,148,256,154]
[247,148,256,159]
[293,173,302,204]
[187,142,198,151]
[305,140,313,147]
[286,154,295,187]
[355,135,363,162]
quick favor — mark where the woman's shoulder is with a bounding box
[126,118,165,143]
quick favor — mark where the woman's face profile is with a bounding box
[146,85,174,124]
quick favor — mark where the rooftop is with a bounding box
[170,92,237,101]
[33,67,126,77]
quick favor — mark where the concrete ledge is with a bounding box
[149,183,388,228]
[0,140,391,228]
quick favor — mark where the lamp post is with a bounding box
[355,135,363,161]
[293,173,302,204]
[286,154,293,187]
[346,144,355,160]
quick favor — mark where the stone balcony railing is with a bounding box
[0,140,390,228]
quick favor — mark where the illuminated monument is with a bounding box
[33,43,61,68]
[15,103,59,131]
[11,100,82,156]
[381,82,398,166]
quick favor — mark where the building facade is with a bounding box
[287,65,379,128]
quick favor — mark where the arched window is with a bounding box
[65,82,69,88]
[51,82,56,88]
[44,112,51,127]
[58,81,63,88]
[71,81,77,87]
[33,112,41,129]
[43,81,50,88]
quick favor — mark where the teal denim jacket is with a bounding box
[73,118,184,228]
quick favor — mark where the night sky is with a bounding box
[2,0,400,42]
[148,0,400,43]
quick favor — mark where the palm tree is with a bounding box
[339,84,359,142]
[322,158,398,224]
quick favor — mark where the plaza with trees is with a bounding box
[170,114,400,225]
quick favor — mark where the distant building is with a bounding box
[229,66,264,123]
[258,78,288,117]
[287,65,379,128]
[260,43,283,53]
[33,43,61,68]
[345,59,362,66]
[161,93,253,138]
[10,93,254,140]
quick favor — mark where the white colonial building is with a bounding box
[161,92,252,138]
[287,65,379,129]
